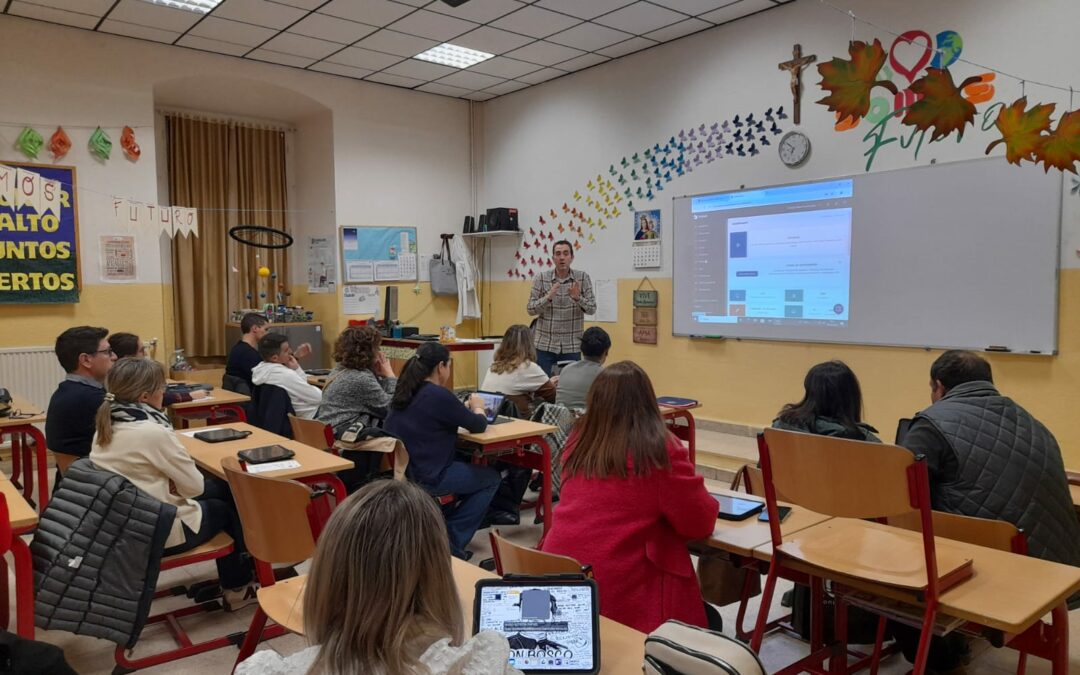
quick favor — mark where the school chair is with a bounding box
[249,384,294,438]
[221,456,332,668]
[489,529,591,577]
[752,429,971,675]
[288,414,334,453]
[50,450,77,476]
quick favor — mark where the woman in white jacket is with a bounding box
[237,479,522,675]
[89,357,256,609]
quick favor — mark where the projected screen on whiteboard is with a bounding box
[672,160,1061,353]
[689,180,853,327]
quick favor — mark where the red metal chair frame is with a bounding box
[751,431,960,675]
[4,425,50,512]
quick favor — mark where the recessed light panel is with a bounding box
[415,43,495,69]
[141,0,223,13]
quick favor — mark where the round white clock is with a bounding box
[778,130,811,167]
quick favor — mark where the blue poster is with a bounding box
[340,226,418,283]
[0,163,80,303]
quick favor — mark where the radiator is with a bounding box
[0,346,65,411]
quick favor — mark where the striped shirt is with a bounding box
[526,268,596,353]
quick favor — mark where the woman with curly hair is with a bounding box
[316,325,397,488]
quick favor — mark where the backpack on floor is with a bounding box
[644,620,765,674]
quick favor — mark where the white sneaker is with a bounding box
[223,583,260,612]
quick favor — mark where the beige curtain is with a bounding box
[167,115,289,357]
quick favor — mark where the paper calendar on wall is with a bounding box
[633,209,661,269]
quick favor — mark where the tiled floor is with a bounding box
[7,439,1080,674]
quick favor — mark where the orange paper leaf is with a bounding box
[816,39,899,125]
[49,126,71,160]
[121,126,141,161]
[901,69,982,142]
[985,97,1055,165]
[1035,109,1080,174]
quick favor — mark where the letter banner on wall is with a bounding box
[0,162,80,303]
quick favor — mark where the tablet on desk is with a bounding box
[475,391,514,425]
[474,576,600,674]
[193,428,252,443]
[713,493,765,521]
[237,444,295,464]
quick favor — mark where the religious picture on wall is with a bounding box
[634,209,661,240]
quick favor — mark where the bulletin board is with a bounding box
[339,225,418,284]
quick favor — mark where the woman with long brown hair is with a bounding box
[236,480,521,674]
[541,361,717,633]
[480,324,556,415]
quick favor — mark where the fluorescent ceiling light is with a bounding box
[414,43,494,69]
[141,0,222,13]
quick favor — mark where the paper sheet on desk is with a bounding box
[245,460,301,474]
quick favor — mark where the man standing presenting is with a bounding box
[527,240,597,375]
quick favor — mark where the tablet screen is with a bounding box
[475,391,506,423]
[475,582,597,673]
[713,494,765,520]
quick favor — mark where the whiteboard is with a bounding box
[672,159,1061,353]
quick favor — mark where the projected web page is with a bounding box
[687,179,853,328]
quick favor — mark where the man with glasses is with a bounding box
[46,326,117,463]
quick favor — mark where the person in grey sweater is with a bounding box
[316,325,397,489]
[555,326,611,410]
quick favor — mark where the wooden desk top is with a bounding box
[459,419,558,445]
[307,376,328,388]
[168,388,250,410]
[659,403,701,415]
[0,477,38,530]
[177,423,352,480]
[382,338,497,352]
[705,488,831,559]
[255,560,646,674]
[0,395,46,428]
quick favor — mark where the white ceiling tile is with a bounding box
[427,0,524,23]
[289,13,379,44]
[699,0,775,24]
[309,61,376,78]
[648,0,741,15]
[555,52,610,71]
[643,17,710,42]
[261,32,343,59]
[386,9,477,41]
[318,0,414,27]
[416,82,473,97]
[177,34,251,56]
[490,5,580,39]
[327,45,403,69]
[534,0,634,20]
[463,91,496,101]
[546,22,630,51]
[382,58,458,80]
[273,0,325,8]
[188,16,277,47]
[354,29,437,57]
[392,0,431,6]
[515,67,565,84]
[99,19,180,43]
[19,0,113,14]
[107,0,202,32]
[247,48,318,67]
[596,35,657,57]
[504,40,583,66]
[451,26,534,55]
[594,2,687,34]
[213,0,308,29]
[364,72,425,88]
[435,70,505,90]
[8,1,100,28]
[466,56,539,79]
[483,79,529,95]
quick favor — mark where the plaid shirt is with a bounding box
[527,268,596,353]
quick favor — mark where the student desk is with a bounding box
[659,402,699,465]
[0,394,48,513]
[459,419,558,536]
[176,423,352,502]
[307,375,328,388]
[1,477,38,638]
[704,488,831,560]
[255,560,647,674]
[167,388,250,429]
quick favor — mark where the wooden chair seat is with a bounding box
[257,575,306,635]
[161,532,234,568]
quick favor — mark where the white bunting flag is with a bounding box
[15,168,40,212]
[0,165,14,208]
[40,179,61,216]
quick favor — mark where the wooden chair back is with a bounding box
[490,530,587,576]
[760,429,918,519]
[732,464,766,496]
[888,510,1027,554]
[221,456,317,566]
[288,415,334,452]
[52,450,77,475]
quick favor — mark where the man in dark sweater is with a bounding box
[224,313,269,393]
[45,326,116,459]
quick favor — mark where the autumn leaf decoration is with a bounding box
[985,97,1056,165]
[817,39,899,125]
[1036,110,1080,174]
[901,69,984,142]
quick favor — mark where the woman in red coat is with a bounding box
[541,361,718,633]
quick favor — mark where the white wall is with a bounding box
[480,0,1080,278]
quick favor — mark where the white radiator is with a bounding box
[0,346,65,411]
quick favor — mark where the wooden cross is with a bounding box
[778,43,817,126]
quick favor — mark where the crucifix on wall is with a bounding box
[778,43,817,126]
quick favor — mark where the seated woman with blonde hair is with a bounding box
[480,324,556,417]
[236,479,522,674]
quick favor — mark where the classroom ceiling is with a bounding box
[5,0,792,101]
